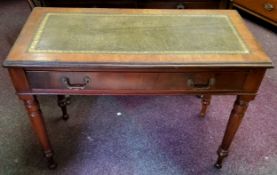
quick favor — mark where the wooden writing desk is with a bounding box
[3,7,273,169]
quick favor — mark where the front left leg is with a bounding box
[215,95,255,169]
[20,95,57,169]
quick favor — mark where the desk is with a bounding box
[3,8,273,169]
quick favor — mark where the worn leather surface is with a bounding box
[30,13,249,54]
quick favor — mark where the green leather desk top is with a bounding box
[4,8,272,68]
[30,13,248,54]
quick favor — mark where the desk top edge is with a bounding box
[3,59,274,69]
[4,7,273,68]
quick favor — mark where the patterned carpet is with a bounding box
[0,1,276,175]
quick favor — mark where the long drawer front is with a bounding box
[25,71,252,94]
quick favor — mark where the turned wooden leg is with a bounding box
[215,95,255,169]
[200,95,211,117]
[57,95,70,120]
[20,95,57,169]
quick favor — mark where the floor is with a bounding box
[0,1,276,175]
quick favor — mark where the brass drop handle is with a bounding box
[176,3,185,9]
[61,76,91,90]
[264,2,274,11]
[187,77,216,90]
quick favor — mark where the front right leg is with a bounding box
[20,95,57,169]
[215,95,255,169]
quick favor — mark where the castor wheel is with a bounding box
[62,114,69,120]
[47,158,58,169]
[214,163,222,169]
[200,111,205,118]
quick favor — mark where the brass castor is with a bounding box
[214,163,222,169]
[62,113,69,120]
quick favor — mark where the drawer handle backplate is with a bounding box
[264,3,274,11]
[187,77,216,90]
[61,76,91,90]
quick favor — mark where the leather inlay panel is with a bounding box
[29,13,249,54]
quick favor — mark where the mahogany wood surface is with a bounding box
[3,8,273,169]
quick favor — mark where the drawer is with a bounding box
[234,0,277,23]
[138,0,219,9]
[26,71,248,93]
